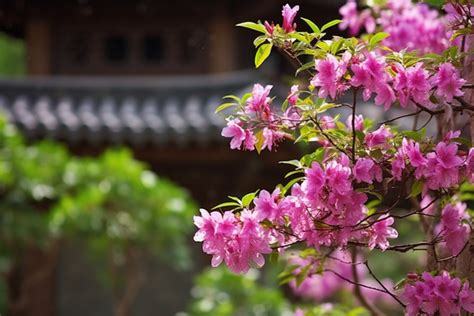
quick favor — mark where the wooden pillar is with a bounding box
[26,18,52,75]
[208,14,237,73]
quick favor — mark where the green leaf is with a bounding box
[296,60,315,76]
[409,180,423,198]
[284,169,304,179]
[211,201,241,210]
[279,159,302,168]
[254,43,272,68]
[282,177,305,194]
[451,137,472,147]
[241,190,259,208]
[425,0,445,7]
[215,102,236,113]
[320,19,342,32]
[301,17,321,35]
[222,95,241,102]
[236,22,267,34]
[254,129,265,154]
[369,32,390,48]
[317,102,337,113]
[253,35,267,47]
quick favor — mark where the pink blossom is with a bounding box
[346,114,364,131]
[351,53,388,102]
[221,119,246,150]
[353,158,381,184]
[402,138,427,168]
[439,203,470,256]
[391,151,405,180]
[325,160,352,195]
[243,129,256,150]
[339,0,375,35]
[460,282,474,313]
[311,53,349,99]
[194,208,272,274]
[264,21,274,35]
[378,2,450,54]
[365,125,392,148]
[254,188,282,221]
[288,84,299,106]
[304,162,325,201]
[368,215,398,250]
[435,142,463,169]
[394,63,433,108]
[401,271,474,316]
[262,127,284,151]
[282,4,299,33]
[374,83,396,110]
[245,84,273,114]
[432,63,466,102]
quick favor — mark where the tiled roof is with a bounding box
[0,71,256,147]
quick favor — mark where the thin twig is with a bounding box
[364,261,406,308]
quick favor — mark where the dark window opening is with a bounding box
[104,36,128,62]
[142,35,164,62]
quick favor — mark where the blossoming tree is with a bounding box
[194,1,474,315]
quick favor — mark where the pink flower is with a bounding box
[304,162,325,201]
[325,160,352,195]
[264,21,274,35]
[282,4,299,33]
[288,84,299,106]
[365,125,392,148]
[193,208,272,274]
[350,52,386,105]
[221,119,246,150]
[339,0,375,35]
[254,188,283,221]
[435,142,463,169]
[402,271,474,315]
[391,151,405,180]
[374,83,396,110]
[460,282,474,313]
[432,63,466,102]
[402,138,427,169]
[440,203,470,255]
[262,127,284,151]
[245,84,273,114]
[243,129,256,150]
[394,63,433,108]
[353,158,381,184]
[311,53,349,99]
[368,215,398,250]
[346,114,364,131]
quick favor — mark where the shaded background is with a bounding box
[0,1,345,315]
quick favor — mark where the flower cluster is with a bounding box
[289,251,394,307]
[193,209,272,273]
[402,271,474,315]
[390,136,469,193]
[199,2,474,314]
[438,202,471,256]
[340,0,452,54]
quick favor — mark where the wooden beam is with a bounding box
[26,18,51,75]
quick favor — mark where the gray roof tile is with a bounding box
[0,71,257,146]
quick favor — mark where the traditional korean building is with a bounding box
[0,1,345,315]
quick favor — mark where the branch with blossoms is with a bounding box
[194,1,474,315]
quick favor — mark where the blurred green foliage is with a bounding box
[0,33,25,76]
[182,266,293,316]
[0,116,196,312]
